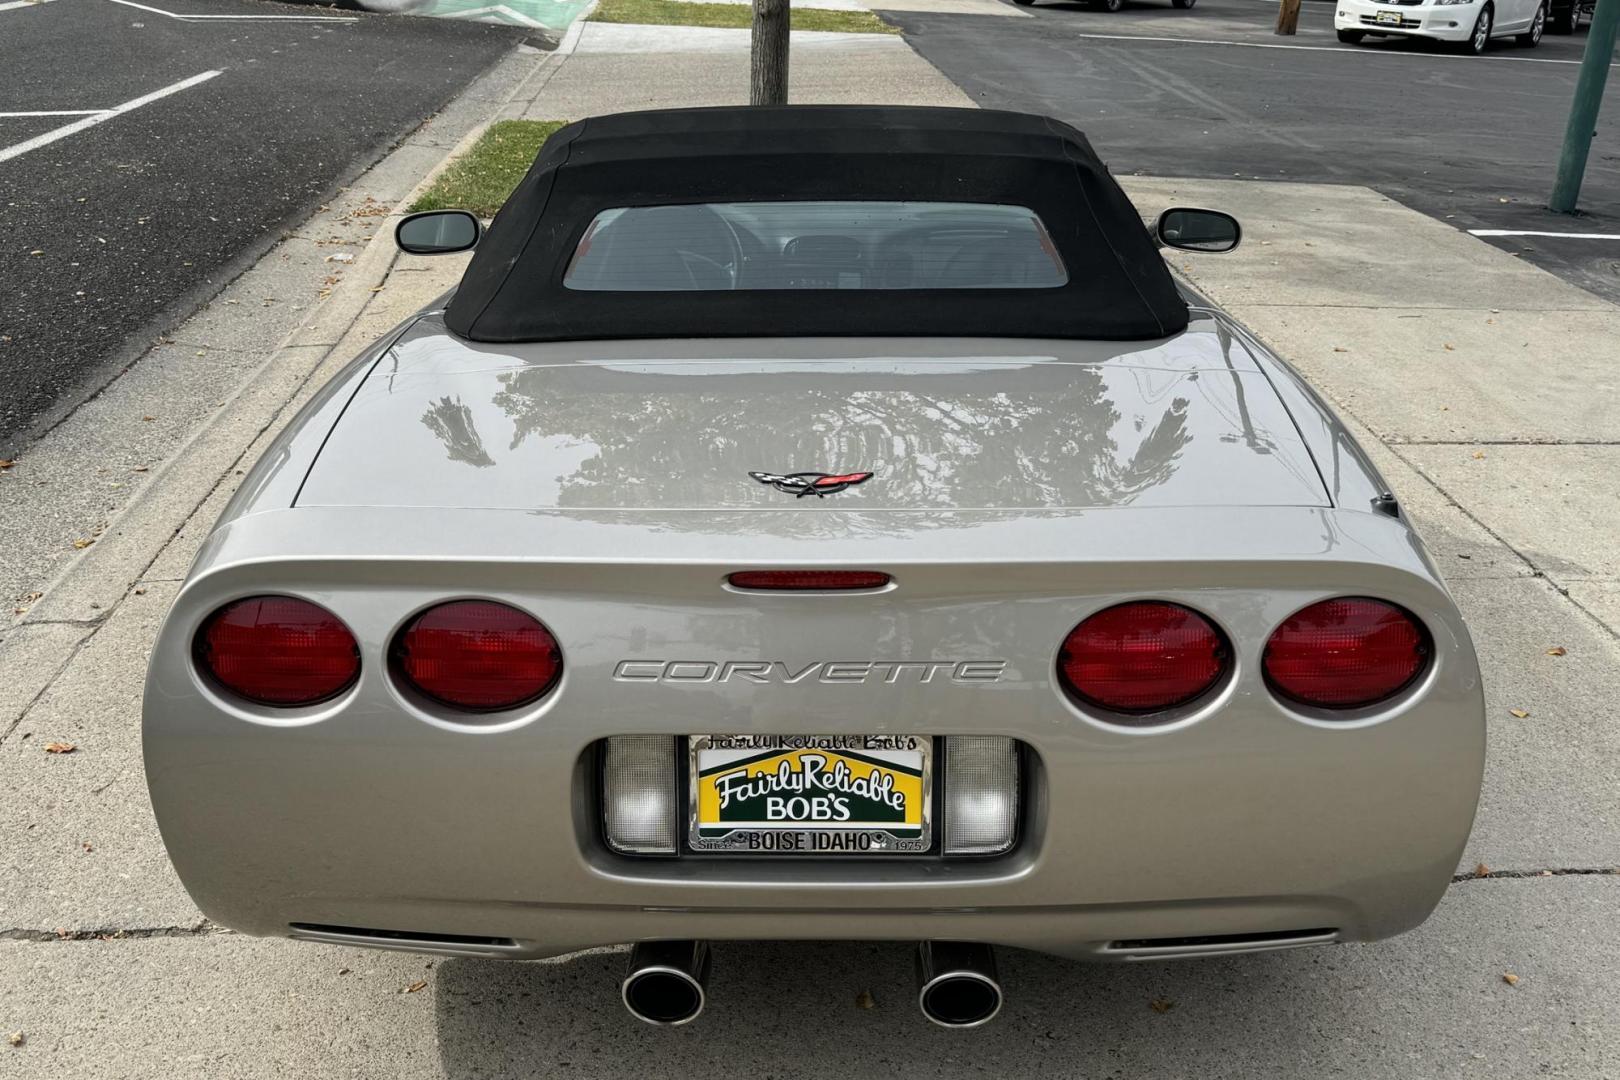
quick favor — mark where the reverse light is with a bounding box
[943,736,1019,856]
[603,736,678,855]
[727,570,891,591]
[195,596,359,706]
[1058,601,1229,716]
[1264,598,1429,709]
[393,600,562,711]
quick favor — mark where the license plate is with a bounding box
[689,735,932,854]
[1374,10,1403,24]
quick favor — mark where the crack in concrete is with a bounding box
[1,921,225,943]
[1386,439,1620,447]
[0,629,97,749]
[1451,866,1619,884]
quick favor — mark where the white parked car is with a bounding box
[1335,0,1546,53]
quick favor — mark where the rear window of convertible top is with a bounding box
[561,201,1068,292]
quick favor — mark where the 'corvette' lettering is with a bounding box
[612,660,1007,684]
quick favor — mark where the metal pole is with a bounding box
[1550,0,1620,213]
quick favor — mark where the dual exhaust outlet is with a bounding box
[621,940,1002,1028]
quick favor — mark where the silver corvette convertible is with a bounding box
[144,106,1485,1028]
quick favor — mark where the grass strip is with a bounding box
[591,0,898,34]
[408,120,568,218]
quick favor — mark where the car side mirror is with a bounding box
[1156,208,1241,253]
[395,210,481,255]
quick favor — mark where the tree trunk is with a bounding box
[1274,0,1302,34]
[751,0,790,105]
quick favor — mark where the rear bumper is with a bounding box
[147,722,1471,961]
[144,526,1485,962]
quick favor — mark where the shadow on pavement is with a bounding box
[432,939,1354,1075]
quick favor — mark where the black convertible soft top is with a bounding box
[444,106,1188,343]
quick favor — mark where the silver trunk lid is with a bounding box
[296,314,1328,512]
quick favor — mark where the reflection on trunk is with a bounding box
[481,364,1193,524]
[421,395,496,468]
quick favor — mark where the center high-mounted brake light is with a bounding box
[1058,601,1229,716]
[727,570,891,591]
[393,600,563,712]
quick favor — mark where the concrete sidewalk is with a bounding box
[2,13,1618,1079]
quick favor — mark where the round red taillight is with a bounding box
[1058,601,1228,715]
[195,596,360,706]
[393,600,562,711]
[1263,598,1429,709]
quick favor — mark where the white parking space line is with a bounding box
[1469,229,1620,240]
[0,0,61,12]
[105,0,358,21]
[1059,30,1611,67]
[0,70,220,165]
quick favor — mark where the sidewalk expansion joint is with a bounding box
[1,921,226,943]
[1386,439,1620,447]
[1221,303,1606,313]
[1451,867,1619,884]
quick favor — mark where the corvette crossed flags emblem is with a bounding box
[749,470,874,498]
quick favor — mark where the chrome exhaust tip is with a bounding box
[621,940,711,1026]
[915,942,1003,1028]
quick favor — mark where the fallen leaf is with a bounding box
[1332,347,1348,353]
[1509,708,1530,719]
[81,841,93,853]
[1475,862,1490,877]
[133,587,147,596]
[1149,998,1176,1014]
[404,980,428,994]
[141,415,155,422]
[855,989,875,1010]
[1443,343,1455,352]
[1502,973,1520,986]
[28,249,43,256]
[1546,646,1566,656]
[1471,450,1486,460]
[0,459,15,469]
[72,538,94,550]
[338,967,351,976]
[44,742,76,754]
[6,1032,22,1048]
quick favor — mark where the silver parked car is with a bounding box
[144,106,1484,1029]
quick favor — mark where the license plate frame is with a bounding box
[687,735,933,855]
[1374,10,1404,25]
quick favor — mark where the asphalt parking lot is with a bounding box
[885,0,1620,302]
[0,0,518,457]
